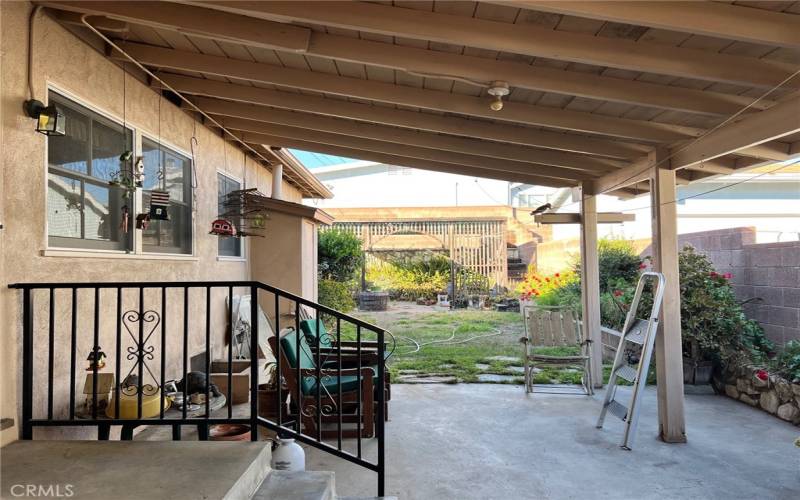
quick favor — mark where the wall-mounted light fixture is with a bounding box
[487,81,510,111]
[23,99,65,136]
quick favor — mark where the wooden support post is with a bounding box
[650,150,687,443]
[579,184,603,387]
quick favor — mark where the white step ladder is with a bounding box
[596,272,665,450]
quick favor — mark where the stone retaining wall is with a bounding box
[715,365,800,426]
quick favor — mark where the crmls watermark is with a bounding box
[9,484,75,497]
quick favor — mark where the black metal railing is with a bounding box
[10,280,388,496]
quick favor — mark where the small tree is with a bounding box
[318,229,363,282]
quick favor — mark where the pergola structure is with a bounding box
[42,0,800,444]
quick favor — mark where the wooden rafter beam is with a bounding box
[155,74,648,160]
[238,139,577,188]
[39,1,311,50]
[590,94,800,194]
[192,99,622,173]
[195,0,798,88]
[534,212,635,224]
[47,0,776,116]
[670,96,800,170]
[301,30,771,117]
[508,1,800,50]
[115,42,702,142]
[228,126,592,182]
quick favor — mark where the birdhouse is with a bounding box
[86,346,107,371]
[210,219,237,237]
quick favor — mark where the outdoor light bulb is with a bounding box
[490,95,504,111]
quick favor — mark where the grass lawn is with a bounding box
[342,302,594,385]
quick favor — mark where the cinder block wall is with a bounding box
[646,227,799,347]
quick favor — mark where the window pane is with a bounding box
[83,183,124,242]
[163,150,187,202]
[217,173,242,257]
[47,173,82,238]
[142,138,193,254]
[47,91,132,251]
[142,201,191,254]
[91,119,127,182]
[48,105,90,175]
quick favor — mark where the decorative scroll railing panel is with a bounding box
[10,280,387,496]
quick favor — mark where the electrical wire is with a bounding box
[609,160,800,215]
[79,16,277,171]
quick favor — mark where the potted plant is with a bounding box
[258,361,288,420]
[676,246,770,385]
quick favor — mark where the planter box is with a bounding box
[210,360,252,405]
[359,291,389,311]
[683,358,714,385]
[258,384,291,421]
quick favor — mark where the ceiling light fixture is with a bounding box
[487,81,510,111]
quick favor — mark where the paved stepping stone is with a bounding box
[477,374,517,383]
[484,355,520,363]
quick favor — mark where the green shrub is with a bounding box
[773,340,800,382]
[675,245,772,364]
[318,229,363,282]
[532,243,774,366]
[366,262,449,301]
[318,279,356,313]
[573,238,644,294]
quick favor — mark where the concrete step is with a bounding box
[0,440,271,500]
[253,470,336,500]
[339,497,398,500]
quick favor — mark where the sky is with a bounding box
[290,149,356,169]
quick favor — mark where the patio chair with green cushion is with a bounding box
[299,319,392,359]
[268,332,378,438]
[299,319,392,406]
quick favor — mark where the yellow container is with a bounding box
[106,389,171,419]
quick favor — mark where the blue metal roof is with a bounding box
[289,149,357,169]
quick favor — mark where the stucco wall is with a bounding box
[0,2,305,445]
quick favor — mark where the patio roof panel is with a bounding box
[44,0,800,194]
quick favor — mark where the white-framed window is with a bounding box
[217,172,242,258]
[47,90,134,251]
[141,137,193,255]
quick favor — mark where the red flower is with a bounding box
[709,272,718,278]
[554,273,560,278]
[613,290,623,297]
[723,273,733,279]
[639,263,647,269]
[755,369,768,381]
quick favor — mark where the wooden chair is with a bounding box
[521,304,594,395]
[268,332,378,438]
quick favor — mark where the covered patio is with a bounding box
[4,1,800,498]
[303,384,799,499]
[42,0,800,445]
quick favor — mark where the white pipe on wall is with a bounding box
[272,163,283,200]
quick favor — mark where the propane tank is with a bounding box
[271,437,305,471]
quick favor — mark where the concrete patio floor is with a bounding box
[303,384,799,499]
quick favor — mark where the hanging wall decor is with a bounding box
[149,190,170,220]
